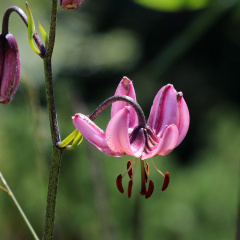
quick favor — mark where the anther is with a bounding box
[116,174,124,193]
[127,160,133,179]
[128,180,133,198]
[162,172,170,191]
[145,180,154,199]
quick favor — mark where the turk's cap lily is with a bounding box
[60,0,85,9]
[0,33,21,104]
[73,77,189,160]
[72,77,189,198]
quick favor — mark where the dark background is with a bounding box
[0,0,239,239]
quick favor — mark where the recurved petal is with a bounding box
[0,33,21,104]
[141,124,179,160]
[111,77,138,129]
[106,107,144,158]
[73,113,123,156]
[176,92,190,146]
[147,84,178,137]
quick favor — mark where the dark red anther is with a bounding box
[162,172,170,191]
[127,160,133,179]
[116,174,124,193]
[128,180,133,198]
[145,162,149,183]
[145,180,154,199]
[140,190,146,196]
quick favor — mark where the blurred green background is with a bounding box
[0,0,240,239]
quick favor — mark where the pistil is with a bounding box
[140,160,147,195]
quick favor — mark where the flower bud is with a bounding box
[60,0,85,9]
[0,33,21,104]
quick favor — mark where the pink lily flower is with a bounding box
[73,77,189,198]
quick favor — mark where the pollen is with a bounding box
[116,175,124,193]
[145,180,154,199]
[128,180,133,198]
[162,172,170,191]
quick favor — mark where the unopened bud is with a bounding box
[60,0,85,9]
[0,33,20,104]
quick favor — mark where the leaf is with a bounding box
[67,130,83,150]
[58,129,83,150]
[134,0,209,12]
[26,2,40,55]
[38,22,48,46]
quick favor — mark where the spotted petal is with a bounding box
[141,124,179,160]
[111,77,138,129]
[106,106,145,158]
[73,113,123,156]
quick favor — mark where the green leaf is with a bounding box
[58,129,78,148]
[38,22,48,46]
[26,2,40,55]
[58,129,83,150]
[134,0,209,11]
[66,130,83,150]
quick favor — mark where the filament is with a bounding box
[151,158,165,177]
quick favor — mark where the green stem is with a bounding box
[0,172,40,240]
[42,0,63,240]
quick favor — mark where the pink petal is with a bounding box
[176,92,190,146]
[147,84,178,137]
[73,114,123,156]
[141,124,179,160]
[111,77,138,129]
[106,107,144,158]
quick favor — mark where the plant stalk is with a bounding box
[0,172,40,240]
[42,0,62,240]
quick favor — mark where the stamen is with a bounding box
[122,158,137,178]
[162,172,170,191]
[128,180,133,198]
[145,180,154,199]
[116,174,124,193]
[132,157,138,178]
[127,160,132,179]
[151,158,165,177]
